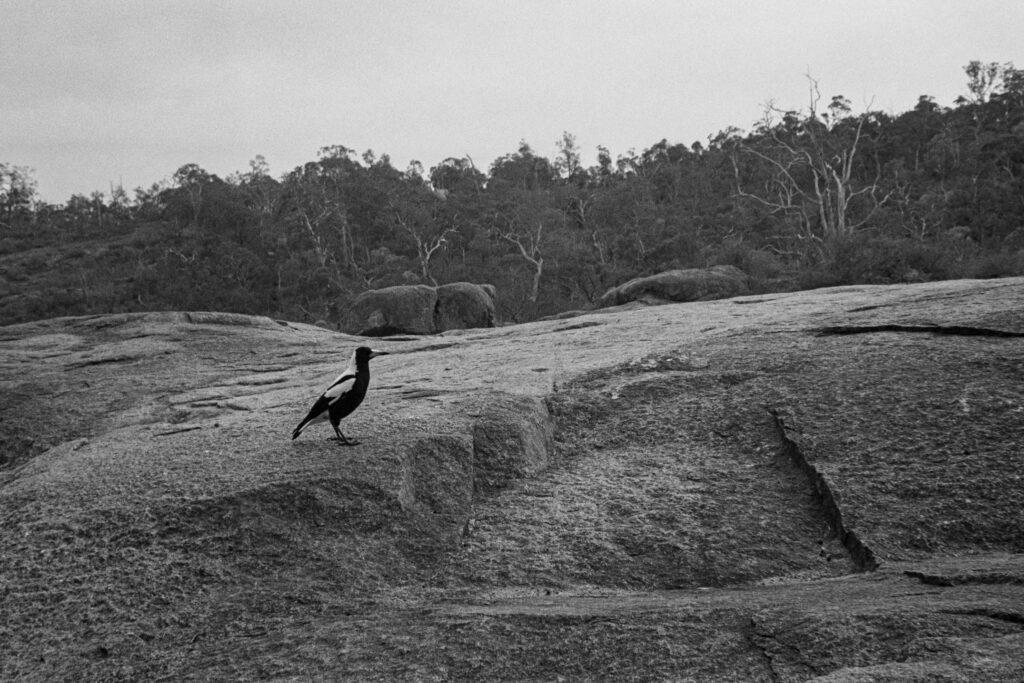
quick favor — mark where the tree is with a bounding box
[959,61,1010,105]
[171,163,212,225]
[429,157,485,194]
[490,186,560,305]
[943,61,1024,242]
[281,147,363,273]
[229,155,284,248]
[132,181,169,221]
[108,181,132,221]
[489,141,557,191]
[554,131,583,181]
[388,185,453,285]
[284,162,350,270]
[733,77,892,260]
[0,163,38,230]
[500,219,545,304]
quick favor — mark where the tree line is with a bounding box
[2,61,1022,326]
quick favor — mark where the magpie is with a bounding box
[291,346,388,445]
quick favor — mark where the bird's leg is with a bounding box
[331,424,358,446]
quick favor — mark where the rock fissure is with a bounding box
[816,324,1024,338]
[750,615,821,681]
[747,619,782,682]
[66,354,143,368]
[939,607,1024,626]
[904,569,1024,587]
[769,408,879,572]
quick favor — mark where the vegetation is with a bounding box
[2,61,1023,326]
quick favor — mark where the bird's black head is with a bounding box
[354,346,388,363]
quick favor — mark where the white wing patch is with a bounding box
[324,374,356,404]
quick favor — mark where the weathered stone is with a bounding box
[399,434,476,522]
[598,264,750,307]
[344,284,438,336]
[343,282,497,336]
[3,278,1024,680]
[435,282,496,332]
[471,394,554,494]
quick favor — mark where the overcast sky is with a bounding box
[3,1,1023,202]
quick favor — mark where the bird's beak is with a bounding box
[369,350,389,359]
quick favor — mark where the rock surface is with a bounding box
[434,281,496,332]
[597,263,750,307]
[2,277,1024,681]
[344,283,438,335]
[342,281,495,336]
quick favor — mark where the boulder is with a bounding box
[435,282,496,332]
[598,265,749,308]
[345,284,438,336]
[343,282,496,336]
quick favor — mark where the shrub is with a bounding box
[966,250,1024,278]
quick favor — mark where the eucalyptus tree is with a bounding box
[0,163,37,231]
[732,78,892,262]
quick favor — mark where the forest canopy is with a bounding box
[2,61,1023,326]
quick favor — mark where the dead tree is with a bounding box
[733,76,893,260]
[500,221,545,303]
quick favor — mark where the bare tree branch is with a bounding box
[733,86,893,260]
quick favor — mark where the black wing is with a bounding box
[292,373,356,439]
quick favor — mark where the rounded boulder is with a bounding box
[435,282,496,332]
[598,265,750,308]
[344,284,438,336]
[342,282,497,336]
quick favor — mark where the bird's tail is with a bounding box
[291,420,309,440]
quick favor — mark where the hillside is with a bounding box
[5,62,1024,328]
[2,278,1023,681]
